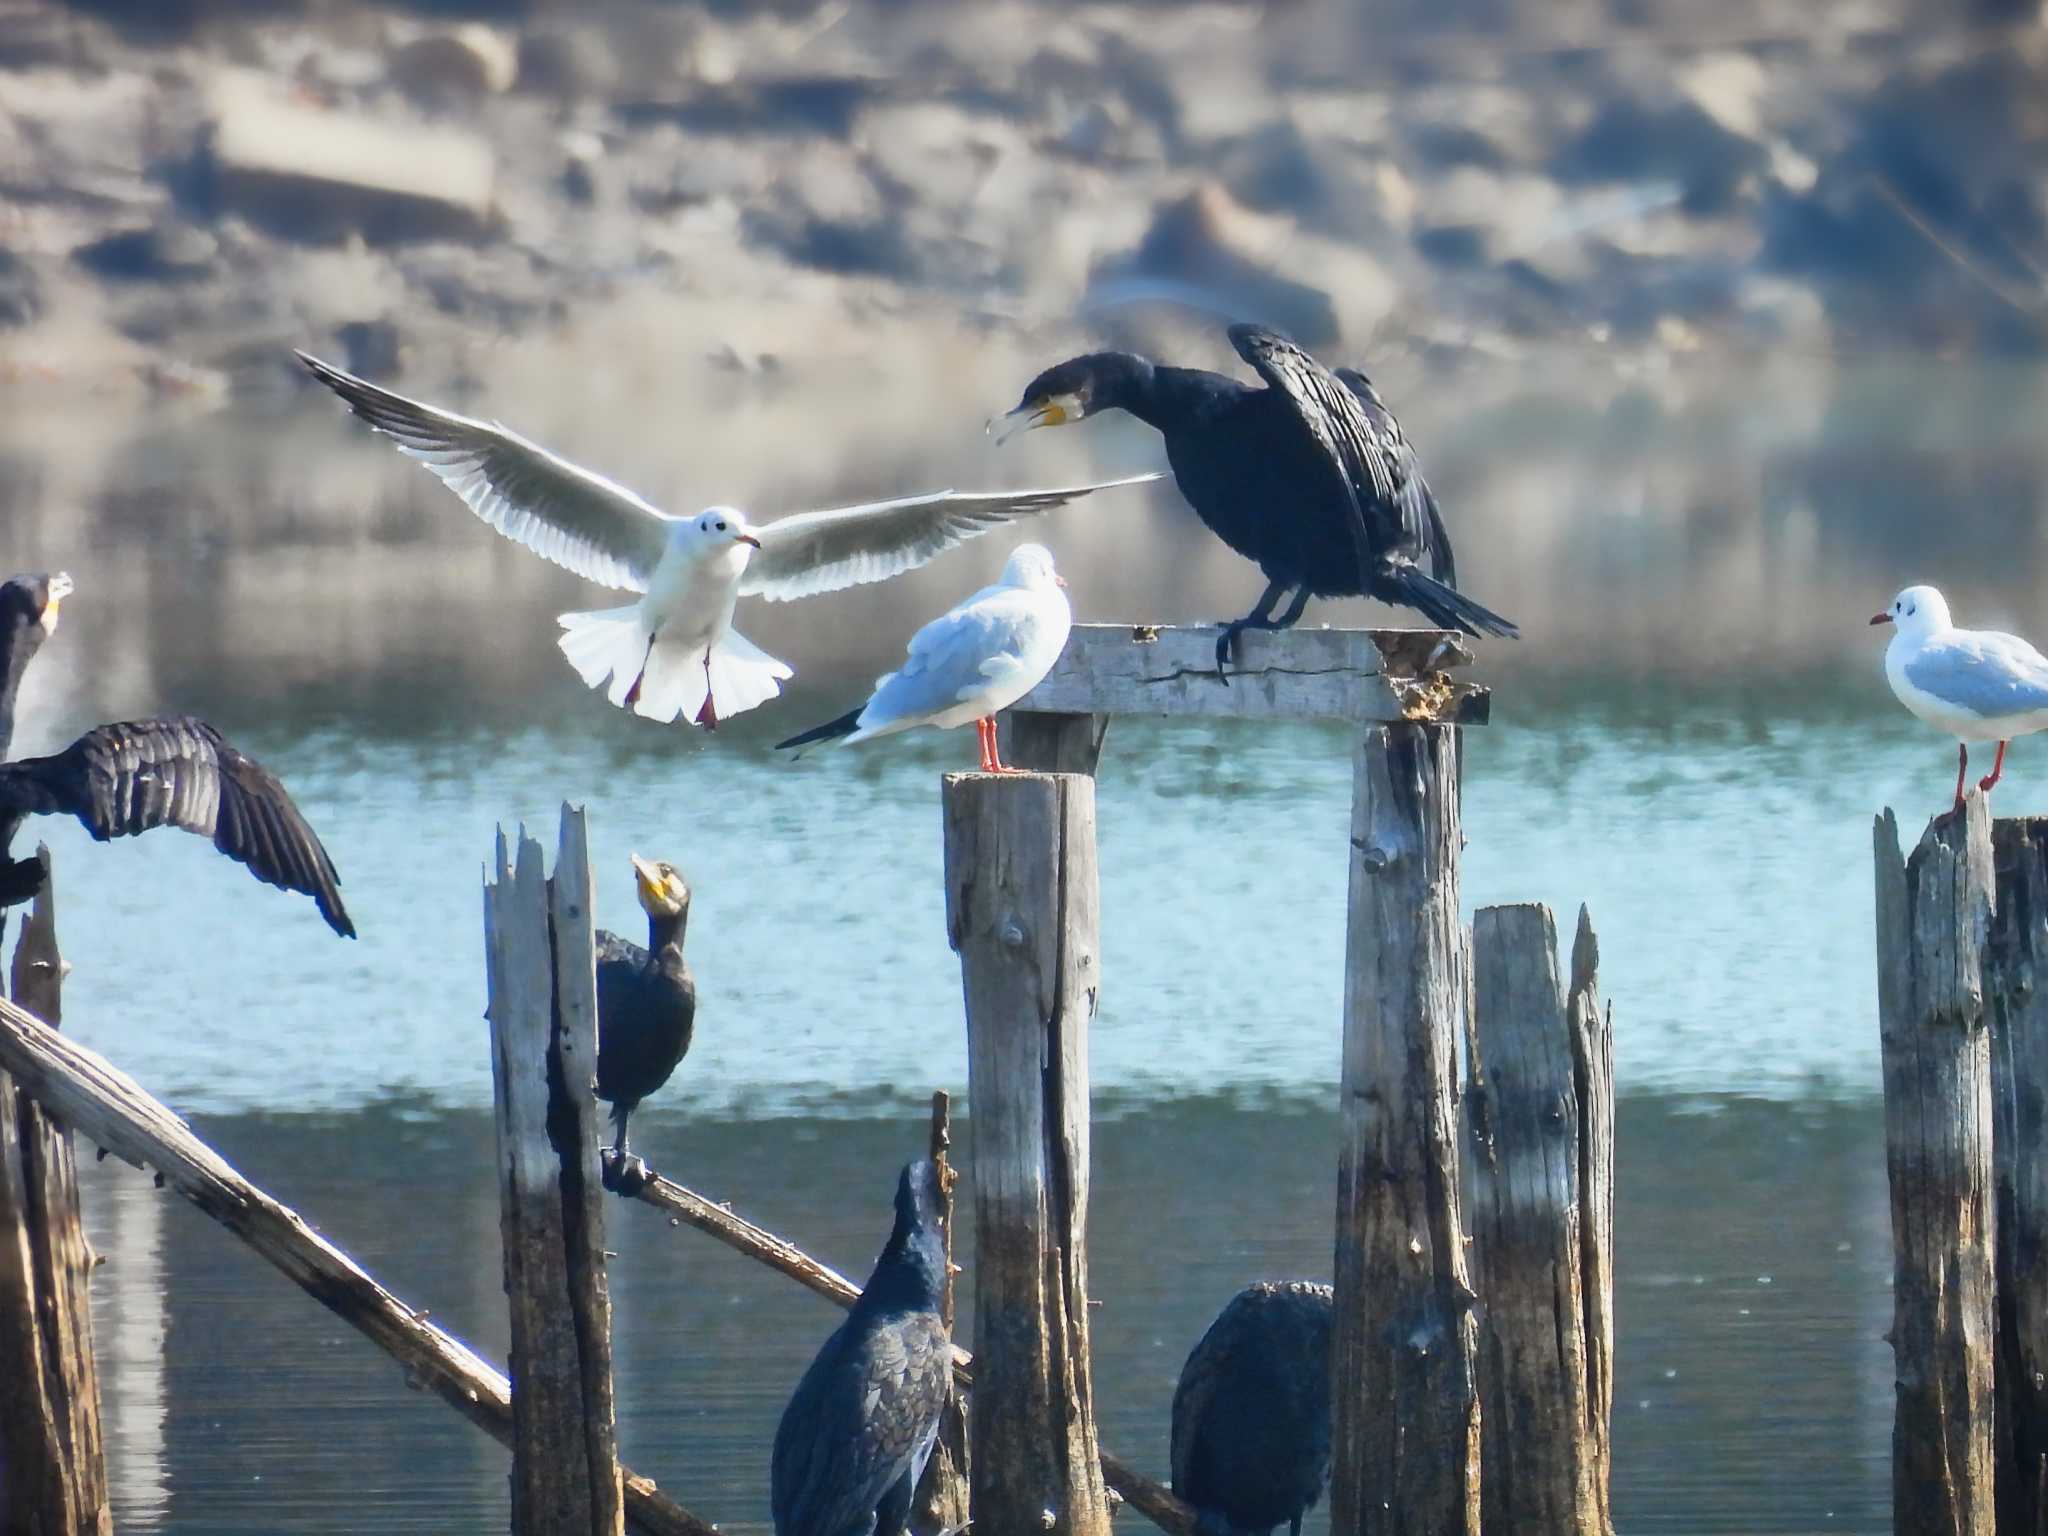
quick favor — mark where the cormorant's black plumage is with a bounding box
[1005,325,1516,672]
[0,573,355,938]
[773,1159,952,1536]
[594,854,696,1188]
[1170,1281,1334,1536]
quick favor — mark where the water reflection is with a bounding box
[79,1097,1890,1534]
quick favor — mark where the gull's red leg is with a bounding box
[974,717,998,773]
[1954,742,1969,813]
[1980,739,2009,794]
[694,650,719,730]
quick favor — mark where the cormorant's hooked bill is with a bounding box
[999,323,1518,677]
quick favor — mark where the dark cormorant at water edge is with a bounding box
[0,572,354,937]
[1171,1281,1334,1536]
[999,324,1518,676]
[773,1158,951,1536]
[595,852,696,1194]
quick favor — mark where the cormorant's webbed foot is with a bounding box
[1213,583,1310,684]
[0,857,47,910]
[600,1147,652,1196]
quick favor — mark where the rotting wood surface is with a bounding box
[1466,902,1614,1535]
[1874,797,1997,1536]
[944,770,1112,1536]
[1985,817,2048,1535]
[1017,624,1487,725]
[0,852,109,1536]
[0,992,714,1536]
[1331,724,1480,1536]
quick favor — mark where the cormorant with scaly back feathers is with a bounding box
[1171,1281,1335,1536]
[997,324,1518,678]
[773,1158,951,1536]
[0,572,354,937]
[595,852,696,1194]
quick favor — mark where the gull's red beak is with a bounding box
[1054,574,1068,588]
[737,533,762,549]
[1869,612,1892,626]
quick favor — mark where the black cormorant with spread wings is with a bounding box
[1171,1281,1335,1536]
[0,572,354,937]
[772,1158,951,1536]
[595,852,696,1194]
[298,350,1158,728]
[998,324,1517,676]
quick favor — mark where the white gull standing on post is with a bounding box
[774,543,1072,773]
[1873,583,2048,811]
[297,352,1155,729]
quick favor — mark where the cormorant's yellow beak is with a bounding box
[630,853,664,904]
[989,396,1076,446]
[42,571,72,631]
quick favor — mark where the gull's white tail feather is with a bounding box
[557,605,651,708]
[556,606,791,725]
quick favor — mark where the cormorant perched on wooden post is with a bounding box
[0,571,354,936]
[998,323,1518,677]
[772,1159,952,1536]
[1171,1281,1335,1536]
[595,852,696,1194]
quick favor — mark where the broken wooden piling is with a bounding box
[944,771,1112,1536]
[1466,902,1614,1535]
[1332,725,1481,1536]
[1874,797,1998,1536]
[1984,817,2048,1534]
[915,1089,972,1535]
[483,808,623,1536]
[0,851,109,1536]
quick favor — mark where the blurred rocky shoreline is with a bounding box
[1,0,2044,411]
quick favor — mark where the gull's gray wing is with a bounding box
[740,474,1160,602]
[1906,632,2048,717]
[860,588,1053,727]
[298,351,674,592]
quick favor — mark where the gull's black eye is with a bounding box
[716,520,727,531]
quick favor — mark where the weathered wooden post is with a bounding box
[0,849,110,1536]
[944,771,1111,1536]
[1465,903,1614,1535]
[915,1089,972,1534]
[1331,726,1481,1536]
[1985,819,2048,1534]
[1874,797,1997,1536]
[483,807,624,1536]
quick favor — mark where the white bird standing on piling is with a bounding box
[775,543,1072,773]
[1873,583,2048,812]
[296,351,1156,729]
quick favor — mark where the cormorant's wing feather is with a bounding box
[1335,366,1455,584]
[1230,325,1408,593]
[297,351,673,593]
[0,717,355,938]
[740,474,1159,601]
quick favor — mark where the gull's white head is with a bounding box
[682,507,761,554]
[1871,584,1952,640]
[1001,543,1066,592]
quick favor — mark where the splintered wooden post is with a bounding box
[1986,819,2048,1534]
[943,772,1111,1536]
[484,809,624,1536]
[915,1089,972,1535]
[0,849,110,1536]
[1331,725,1480,1536]
[1874,798,1997,1536]
[1466,903,1614,1535]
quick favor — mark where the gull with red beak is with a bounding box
[775,543,1071,772]
[1873,582,2048,812]
[298,351,1156,729]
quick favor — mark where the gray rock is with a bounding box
[389,25,519,106]
[73,223,218,282]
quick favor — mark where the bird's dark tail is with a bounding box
[774,705,863,753]
[1385,566,1520,640]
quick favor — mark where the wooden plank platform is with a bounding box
[1014,624,1490,725]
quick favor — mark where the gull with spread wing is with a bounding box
[298,351,1157,728]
